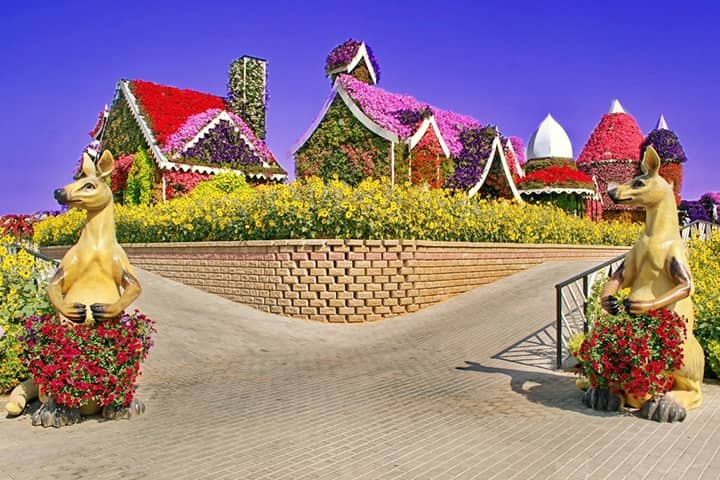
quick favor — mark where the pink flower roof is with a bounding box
[162,108,277,165]
[577,112,644,164]
[338,74,482,156]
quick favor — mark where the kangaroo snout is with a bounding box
[54,188,69,205]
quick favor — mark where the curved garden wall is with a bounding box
[42,240,628,323]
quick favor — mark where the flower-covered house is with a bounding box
[517,114,598,217]
[293,39,523,200]
[88,56,287,204]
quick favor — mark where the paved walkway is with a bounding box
[2,261,720,480]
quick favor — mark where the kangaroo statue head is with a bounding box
[54,150,114,212]
[607,145,673,211]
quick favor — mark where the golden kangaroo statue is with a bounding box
[5,151,143,426]
[583,145,704,422]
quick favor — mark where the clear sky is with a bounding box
[1,0,718,215]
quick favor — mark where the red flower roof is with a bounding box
[577,112,644,164]
[130,80,227,146]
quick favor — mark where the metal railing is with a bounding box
[10,242,60,266]
[554,220,719,369]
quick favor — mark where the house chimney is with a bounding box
[228,55,267,140]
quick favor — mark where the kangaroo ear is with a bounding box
[96,150,114,178]
[641,145,661,176]
[81,153,96,178]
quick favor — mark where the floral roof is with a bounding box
[642,128,687,164]
[117,79,285,176]
[577,112,644,164]
[337,74,482,156]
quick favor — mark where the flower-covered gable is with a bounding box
[409,126,451,188]
[641,116,687,205]
[577,100,644,220]
[453,130,522,201]
[326,39,380,85]
[110,79,286,182]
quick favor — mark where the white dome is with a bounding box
[526,114,573,160]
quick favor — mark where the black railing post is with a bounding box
[556,284,563,369]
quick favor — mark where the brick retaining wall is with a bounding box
[42,240,628,323]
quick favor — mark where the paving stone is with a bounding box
[2,260,720,479]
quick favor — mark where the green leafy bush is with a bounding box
[125,148,154,205]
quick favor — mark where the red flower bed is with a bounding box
[22,311,155,408]
[578,113,644,164]
[577,308,686,400]
[131,80,226,146]
[517,165,593,189]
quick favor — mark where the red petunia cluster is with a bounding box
[517,165,594,189]
[22,311,155,408]
[577,308,686,400]
[163,170,212,199]
[577,113,644,164]
[131,80,226,146]
[110,155,134,194]
[411,128,446,188]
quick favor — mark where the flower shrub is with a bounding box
[125,149,154,205]
[34,177,642,247]
[189,172,253,198]
[163,171,211,200]
[111,154,134,195]
[577,308,686,400]
[688,233,720,376]
[658,162,683,205]
[0,236,55,393]
[22,310,155,408]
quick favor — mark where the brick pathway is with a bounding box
[2,261,719,479]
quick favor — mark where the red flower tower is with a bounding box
[577,100,645,222]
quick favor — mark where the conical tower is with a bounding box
[577,99,645,222]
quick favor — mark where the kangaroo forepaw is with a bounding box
[601,295,620,315]
[640,396,686,423]
[64,303,87,323]
[90,303,121,320]
[31,398,81,428]
[582,388,622,412]
[102,398,145,420]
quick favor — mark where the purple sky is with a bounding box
[2,0,718,215]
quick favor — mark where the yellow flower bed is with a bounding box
[0,236,55,392]
[34,177,642,246]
